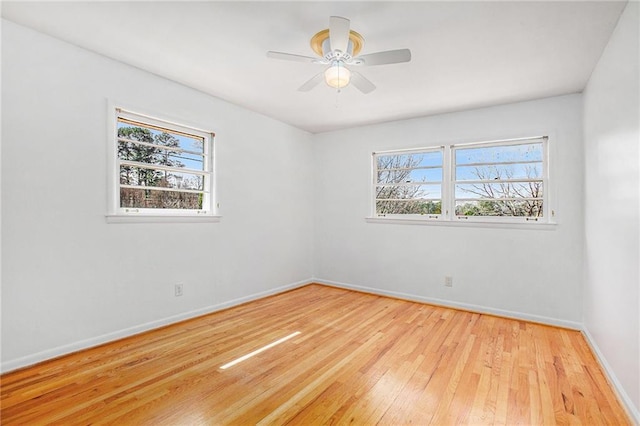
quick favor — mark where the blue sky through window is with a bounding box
[455,142,543,181]
[455,143,542,165]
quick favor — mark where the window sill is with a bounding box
[365,216,557,230]
[106,214,221,224]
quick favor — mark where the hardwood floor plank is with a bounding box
[0,284,631,425]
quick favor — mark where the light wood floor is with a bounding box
[1,284,630,425]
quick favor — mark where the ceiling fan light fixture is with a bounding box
[324,62,351,89]
[267,15,410,94]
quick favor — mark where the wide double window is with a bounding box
[109,108,215,218]
[372,136,550,224]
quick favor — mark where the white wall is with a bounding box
[1,20,314,371]
[583,1,640,421]
[313,95,584,327]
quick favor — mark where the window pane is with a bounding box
[118,121,204,152]
[120,188,203,210]
[455,142,542,165]
[377,150,442,170]
[117,121,205,171]
[455,182,543,200]
[377,200,441,215]
[455,200,543,217]
[376,184,442,200]
[456,163,542,181]
[378,167,442,184]
[456,181,543,198]
[120,166,204,191]
[118,140,204,170]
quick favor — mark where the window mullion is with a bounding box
[119,159,208,176]
[120,184,206,195]
[442,145,453,220]
[543,137,551,219]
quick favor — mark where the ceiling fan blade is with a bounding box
[329,16,350,54]
[267,51,318,63]
[355,49,412,66]
[298,72,325,92]
[350,71,376,94]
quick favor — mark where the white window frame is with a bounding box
[451,136,549,224]
[372,146,445,221]
[106,105,218,223]
[369,136,555,228]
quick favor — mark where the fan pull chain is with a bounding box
[334,65,343,108]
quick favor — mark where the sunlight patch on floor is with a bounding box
[219,331,302,370]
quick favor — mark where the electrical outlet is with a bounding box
[175,284,183,297]
[444,276,453,287]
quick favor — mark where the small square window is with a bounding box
[108,108,215,219]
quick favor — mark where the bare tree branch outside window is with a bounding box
[375,151,442,215]
[454,142,544,217]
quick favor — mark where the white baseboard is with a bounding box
[313,278,582,330]
[1,278,312,373]
[582,327,640,425]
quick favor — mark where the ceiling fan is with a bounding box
[267,16,412,94]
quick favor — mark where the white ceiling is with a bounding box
[1,1,627,133]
